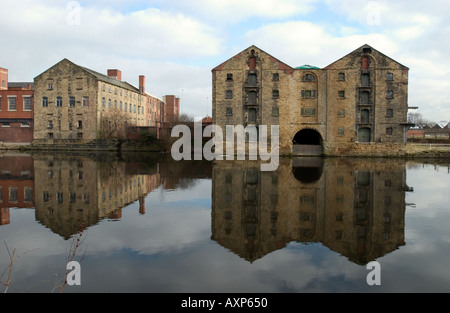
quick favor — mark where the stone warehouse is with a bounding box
[33,59,176,145]
[212,45,411,156]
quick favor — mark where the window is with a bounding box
[2,122,10,128]
[386,127,393,135]
[77,132,83,139]
[120,101,123,110]
[248,108,256,123]
[102,98,105,107]
[248,73,257,87]
[301,90,316,99]
[57,192,63,203]
[338,72,346,81]
[386,73,394,81]
[361,109,370,123]
[360,91,370,104]
[69,97,76,107]
[125,103,127,112]
[301,108,316,117]
[273,73,279,81]
[302,74,316,82]
[48,133,54,139]
[23,97,32,111]
[225,90,233,100]
[48,120,53,129]
[21,122,30,128]
[386,90,394,99]
[272,107,279,117]
[82,97,89,107]
[338,127,345,136]
[361,73,370,87]
[8,97,16,111]
[226,107,233,116]
[9,187,18,202]
[338,109,346,117]
[386,109,393,118]
[23,187,33,203]
[358,128,371,143]
[48,82,53,90]
[272,89,279,99]
[108,99,112,108]
[56,97,62,107]
[338,91,345,99]
[77,120,83,129]
[1,80,5,88]
[226,73,233,81]
[248,91,257,105]
[43,191,49,202]
[114,100,117,109]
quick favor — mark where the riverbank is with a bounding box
[2,141,450,159]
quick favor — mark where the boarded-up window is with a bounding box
[248,73,257,87]
[248,108,256,123]
[358,128,371,143]
[361,109,370,123]
[361,73,370,87]
[301,90,316,99]
[248,91,257,105]
[361,91,370,104]
[301,108,316,117]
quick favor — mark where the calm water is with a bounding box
[0,151,449,293]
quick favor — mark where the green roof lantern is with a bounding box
[296,64,320,69]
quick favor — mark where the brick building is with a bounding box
[0,67,34,145]
[212,45,411,157]
[163,95,180,123]
[33,59,170,144]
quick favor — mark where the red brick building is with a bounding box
[163,95,180,123]
[0,154,34,225]
[0,67,34,145]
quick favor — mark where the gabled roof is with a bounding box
[324,44,409,70]
[212,45,295,73]
[35,58,140,93]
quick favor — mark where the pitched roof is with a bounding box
[324,44,409,70]
[212,45,294,72]
[35,58,140,93]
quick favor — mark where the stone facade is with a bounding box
[212,45,410,156]
[33,59,162,145]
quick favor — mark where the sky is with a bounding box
[1,0,449,123]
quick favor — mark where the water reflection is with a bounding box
[212,157,409,265]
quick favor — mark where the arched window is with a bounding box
[302,73,316,82]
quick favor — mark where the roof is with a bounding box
[296,65,320,69]
[35,58,140,93]
[7,82,34,90]
[212,45,295,73]
[324,44,409,70]
[79,65,140,92]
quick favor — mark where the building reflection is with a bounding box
[0,153,34,225]
[211,158,409,265]
[0,152,212,239]
[32,154,162,239]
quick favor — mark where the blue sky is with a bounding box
[1,0,449,123]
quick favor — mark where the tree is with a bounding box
[99,108,133,139]
[408,111,431,127]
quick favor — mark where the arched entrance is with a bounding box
[293,129,323,156]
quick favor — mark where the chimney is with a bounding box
[139,75,145,94]
[107,69,122,81]
[0,68,8,90]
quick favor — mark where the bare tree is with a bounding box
[100,109,133,139]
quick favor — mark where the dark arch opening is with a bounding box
[292,157,323,184]
[293,129,322,146]
[293,129,323,156]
